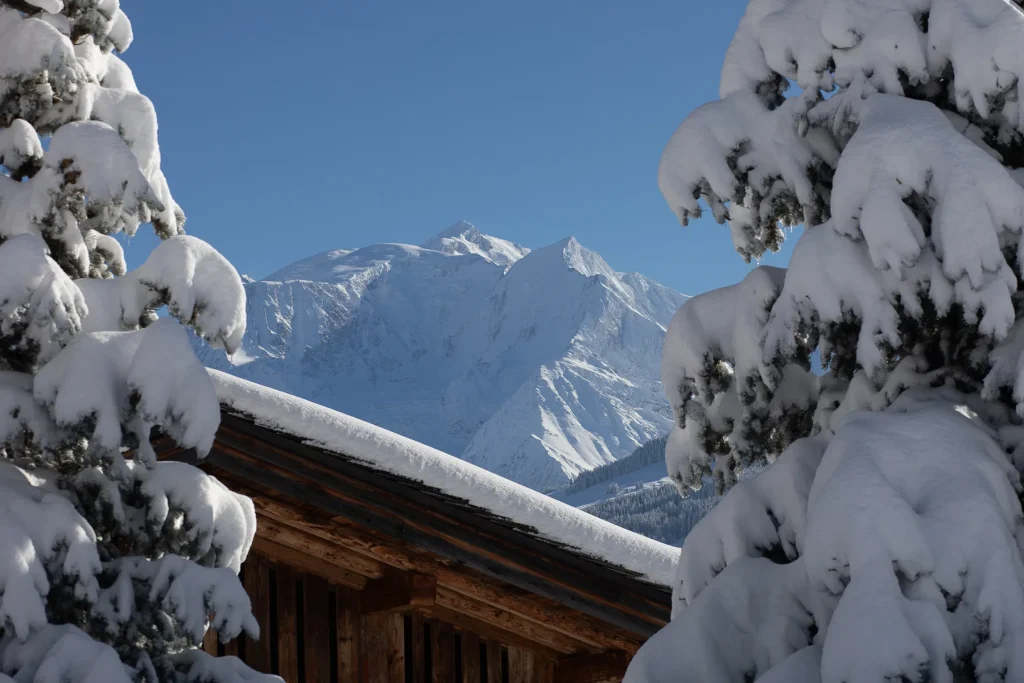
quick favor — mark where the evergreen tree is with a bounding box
[628,1,1024,681]
[0,2,273,681]
[582,479,717,546]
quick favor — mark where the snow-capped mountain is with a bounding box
[200,222,687,490]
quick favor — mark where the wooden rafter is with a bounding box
[358,571,437,614]
[251,536,368,589]
[421,603,569,658]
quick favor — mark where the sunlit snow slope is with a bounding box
[200,222,687,490]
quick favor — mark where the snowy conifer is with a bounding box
[0,2,273,681]
[628,1,1024,682]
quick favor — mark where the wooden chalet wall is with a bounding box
[163,409,672,683]
[202,550,570,683]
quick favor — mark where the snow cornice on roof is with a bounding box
[207,369,679,588]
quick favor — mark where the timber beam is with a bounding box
[435,586,586,654]
[251,537,369,589]
[255,514,383,577]
[421,604,567,659]
[358,571,437,614]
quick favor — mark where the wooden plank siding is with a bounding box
[162,408,672,683]
[204,548,648,682]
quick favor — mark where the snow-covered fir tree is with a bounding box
[626,1,1024,682]
[0,2,275,681]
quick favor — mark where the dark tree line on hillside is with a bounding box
[562,436,669,495]
[583,480,717,546]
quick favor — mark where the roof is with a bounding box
[208,370,679,588]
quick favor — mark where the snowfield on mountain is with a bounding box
[199,222,688,490]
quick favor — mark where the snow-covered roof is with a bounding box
[209,370,678,587]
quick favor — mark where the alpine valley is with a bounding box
[199,222,687,491]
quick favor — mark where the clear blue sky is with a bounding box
[121,1,794,296]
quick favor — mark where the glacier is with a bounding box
[199,222,687,491]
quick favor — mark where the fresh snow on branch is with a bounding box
[632,0,1024,681]
[0,2,272,681]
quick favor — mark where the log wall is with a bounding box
[206,551,557,683]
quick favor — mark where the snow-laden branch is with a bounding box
[34,319,222,463]
[629,402,1024,683]
[0,119,162,278]
[664,0,1024,263]
[0,460,100,641]
[101,555,258,645]
[661,267,818,491]
[0,235,85,369]
[0,625,132,683]
[659,95,838,261]
[0,5,180,246]
[723,0,1024,136]
[77,236,248,354]
[137,461,256,573]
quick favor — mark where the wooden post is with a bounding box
[337,588,359,683]
[431,621,455,683]
[276,566,300,683]
[485,642,502,683]
[202,626,219,656]
[507,647,533,683]
[304,575,331,683]
[359,572,436,615]
[361,613,389,683]
[385,614,405,682]
[535,657,555,683]
[244,554,272,673]
[410,613,426,683]
[461,632,480,683]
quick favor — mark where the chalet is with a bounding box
[159,371,677,683]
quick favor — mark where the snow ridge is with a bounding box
[198,223,687,491]
[420,220,530,270]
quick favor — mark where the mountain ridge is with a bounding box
[200,222,688,490]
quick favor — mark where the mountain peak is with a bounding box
[201,222,689,491]
[432,220,480,241]
[422,221,530,270]
[522,236,617,281]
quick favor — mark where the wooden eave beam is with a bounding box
[421,603,568,659]
[434,585,587,654]
[358,572,437,615]
[555,651,631,683]
[251,537,368,589]
[246,489,646,654]
[255,514,384,578]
